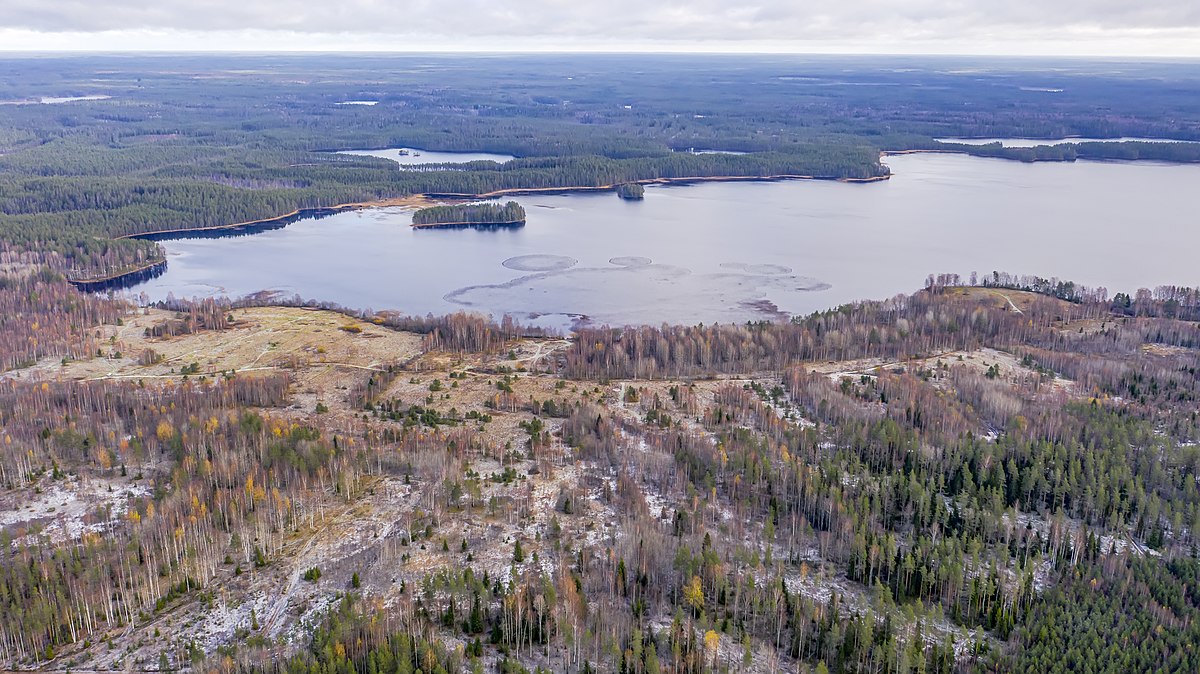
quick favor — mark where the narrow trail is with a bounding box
[515,339,573,369]
[823,350,958,379]
[991,291,1024,314]
[261,534,318,634]
[83,366,281,382]
[455,338,572,379]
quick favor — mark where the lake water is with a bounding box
[938,137,1199,147]
[125,154,1200,330]
[337,148,515,166]
[0,95,113,106]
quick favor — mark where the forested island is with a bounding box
[3,54,1199,283]
[411,201,526,227]
[5,54,1200,673]
[615,182,645,200]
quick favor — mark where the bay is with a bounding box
[126,153,1200,329]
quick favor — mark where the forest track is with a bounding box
[258,476,398,635]
[820,350,958,379]
[991,291,1024,314]
[514,339,572,369]
[260,532,319,634]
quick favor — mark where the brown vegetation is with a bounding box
[1,278,1198,673]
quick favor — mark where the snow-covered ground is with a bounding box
[0,474,149,546]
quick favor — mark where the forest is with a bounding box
[2,54,1199,280]
[412,202,527,227]
[0,268,1197,673]
[615,183,646,200]
[3,52,1200,674]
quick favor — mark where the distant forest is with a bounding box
[2,54,1199,280]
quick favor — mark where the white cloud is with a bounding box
[1,1,1199,55]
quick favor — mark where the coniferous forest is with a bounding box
[615,183,646,200]
[412,202,526,227]
[2,55,1200,281]
[2,53,1200,674]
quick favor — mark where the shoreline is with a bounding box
[883,147,1200,164]
[411,218,526,229]
[115,172,888,241]
[425,172,890,199]
[115,195,434,241]
[80,173,888,291]
[882,149,963,156]
[68,258,169,292]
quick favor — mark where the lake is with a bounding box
[938,137,1199,147]
[337,147,515,166]
[125,153,1200,330]
[0,95,113,106]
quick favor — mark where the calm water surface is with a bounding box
[938,137,1199,147]
[128,154,1200,329]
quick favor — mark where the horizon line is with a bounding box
[1,49,1199,61]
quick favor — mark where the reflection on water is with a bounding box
[125,154,1200,330]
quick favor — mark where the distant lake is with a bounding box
[938,137,1200,147]
[125,154,1200,330]
[0,95,112,106]
[678,149,748,155]
[337,147,515,166]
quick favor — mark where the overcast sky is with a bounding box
[2,1,1199,56]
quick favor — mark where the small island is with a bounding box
[411,201,526,228]
[615,182,645,200]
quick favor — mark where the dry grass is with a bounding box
[26,306,421,380]
[943,286,1060,313]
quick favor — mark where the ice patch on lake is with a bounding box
[608,256,652,267]
[721,262,792,275]
[446,257,830,327]
[503,254,578,272]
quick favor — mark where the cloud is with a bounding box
[1,1,1199,55]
